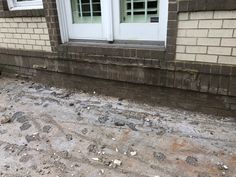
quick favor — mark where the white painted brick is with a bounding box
[208,47,232,55]
[176,53,196,61]
[177,30,186,37]
[34,28,44,34]
[0,33,5,38]
[190,11,213,20]
[178,13,189,20]
[4,23,10,28]
[3,38,11,43]
[41,18,46,22]
[186,29,208,37]
[232,48,236,56]
[197,38,221,46]
[45,41,51,46]
[7,44,16,48]
[186,46,207,54]
[22,34,31,39]
[214,11,236,19]
[40,34,50,40]
[0,18,6,22]
[218,56,236,64]
[44,29,49,35]
[196,54,218,63]
[0,28,8,33]
[0,38,3,43]
[178,20,198,29]
[5,33,13,38]
[221,39,236,47]
[9,23,18,28]
[5,18,14,23]
[208,29,233,37]
[31,34,40,40]
[28,23,37,28]
[234,30,236,37]
[177,37,197,45]
[176,45,186,53]
[15,44,24,49]
[223,20,236,28]
[33,17,43,22]
[10,38,18,44]
[199,20,222,28]
[13,34,22,39]
[18,39,27,44]
[8,28,16,33]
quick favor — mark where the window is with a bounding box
[57,0,168,43]
[7,0,43,11]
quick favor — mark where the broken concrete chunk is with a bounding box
[114,121,125,126]
[113,159,122,166]
[130,151,137,156]
[25,133,40,143]
[43,125,52,133]
[126,123,138,131]
[153,152,166,162]
[12,111,25,122]
[66,134,73,141]
[20,122,32,131]
[0,115,11,124]
[217,162,229,170]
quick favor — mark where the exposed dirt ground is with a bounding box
[0,76,235,177]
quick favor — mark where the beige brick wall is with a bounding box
[176,10,236,65]
[0,17,51,52]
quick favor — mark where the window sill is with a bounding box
[0,8,44,18]
[9,5,43,11]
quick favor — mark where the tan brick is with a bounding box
[16,29,25,33]
[178,20,198,29]
[13,18,23,22]
[19,23,27,28]
[214,11,236,19]
[218,56,236,64]
[5,33,13,38]
[234,30,236,37]
[36,40,45,45]
[18,39,27,44]
[25,28,34,34]
[42,46,52,52]
[176,45,186,53]
[186,29,208,37]
[40,34,50,40]
[197,38,220,46]
[43,29,49,35]
[8,28,16,33]
[24,45,33,50]
[221,39,236,47]
[223,20,236,28]
[9,23,18,28]
[37,23,48,28]
[33,17,43,22]
[208,29,233,37]
[0,18,6,22]
[186,46,207,54]
[208,47,232,55]
[0,33,5,38]
[178,13,189,20]
[27,39,36,45]
[33,45,42,50]
[22,17,32,22]
[13,34,22,39]
[190,11,213,20]
[45,41,51,46]
[177,30,186,37]
[28,23,37,28]
[196,54,218,63]
[31,34,40,40]
[34,29,44,34]
[176,37,197,45]
[4,23,10,28]
[199,20,222,28]
[3,38,11,43]
[0,28,8,33]
[22,34,31,39]
[5,18,14,23]
[232,48,236,56]
[7,44,16,48]
[10,38,18,44]
[176,53,196,61]
[15,44,24,49]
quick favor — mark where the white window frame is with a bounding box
[7,0,43,11]
[57,0,168,44]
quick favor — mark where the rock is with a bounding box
[114,121,125,126]
[0,106,7,112]
[126,123,138,131]
[92,158,99,161]
[113,159,122,166]
[19,154,33,163]
[20,122,32,131]
[0,115,11,124]
[153,152,166,162]
[87,144,98,153]
[186,156,198,166]
[81,128,88,135]
[98,116,109,124]
[43,125,52,133]
[12,111,25,122]
[198,172,211,177]
[16,116,28,123]
[130,151,137,156]
[57,150,71,159]
[66,134,73,141]
[69,103,74,106]
[25,133,40,143]
[217,162,229,170]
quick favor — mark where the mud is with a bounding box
[0,76,235,177]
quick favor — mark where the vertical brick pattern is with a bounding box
[0,17,51,52]
[43,0,61,51]
[176,10,236,65]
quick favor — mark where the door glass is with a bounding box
[121,0,159,23]
[71,0,101,24]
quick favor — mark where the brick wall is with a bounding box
[0,17,51,52]
[176,10,236,64]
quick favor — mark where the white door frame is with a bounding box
[56,0,168,44]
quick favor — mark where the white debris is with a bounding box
[130,151,137,156]
[92,158,99,161]
[113,159,122,166]
[115,148,119,152]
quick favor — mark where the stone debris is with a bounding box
[197,172,211,177]
[217,162,229,170]
[153,152,166,162]
[186,156,198,166]
[20,122,32,131]
[66,134,73,141]
[0,115,11,124]
[25,133,40,143]
[113,159,122,167]
[42,125,52,133]
[130,151,137,156]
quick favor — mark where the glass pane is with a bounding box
[71,0,101,24]
[121,0,159,23]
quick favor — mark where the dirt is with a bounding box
[0,76,235,177]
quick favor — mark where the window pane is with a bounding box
[71,0,101,24]
[121,0,159,23]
